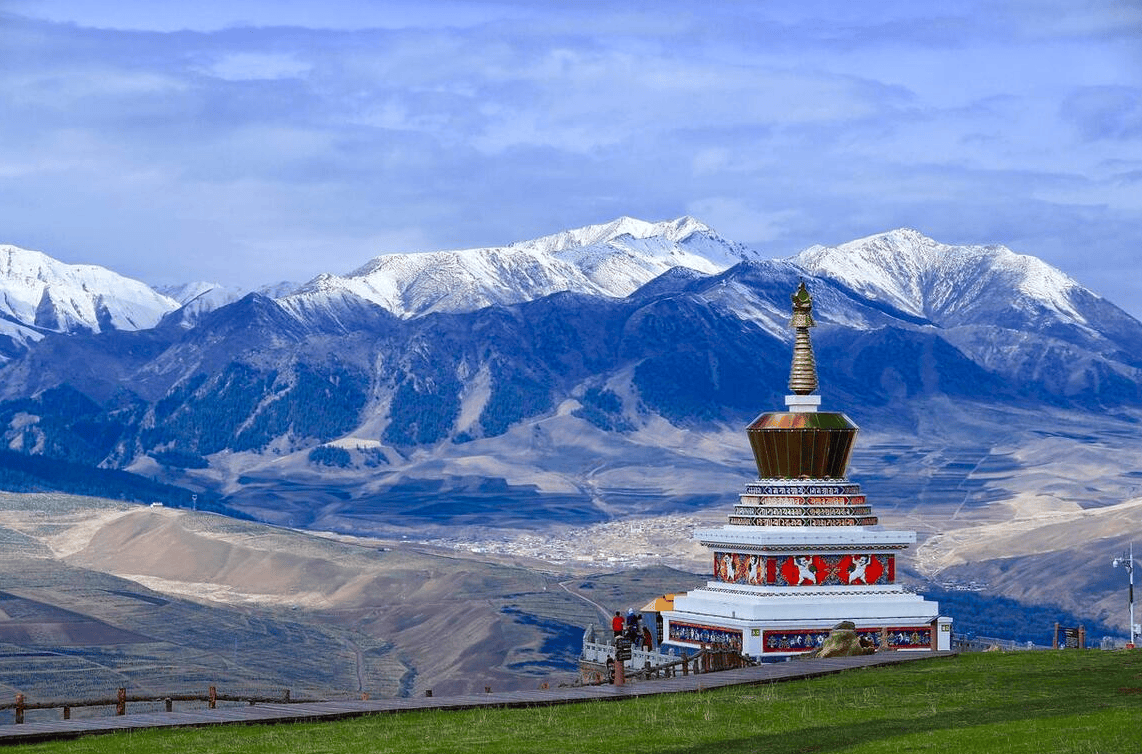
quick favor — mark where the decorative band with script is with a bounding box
[668,621,743,650]
[738,495,867,506]
[733,506,874,517]
[763,626,931,653]
[746,482,861,495]
[726,516,879,527]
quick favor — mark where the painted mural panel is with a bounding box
[713,552,766,584]
[779,554,829,585]
[715,553,895,585]
[837,554,885,584]
[773,554,893,586]
[669,621,743,649]
[763,625,932,653]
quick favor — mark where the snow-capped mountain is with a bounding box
[790,229,1142,386]
[527,215,756,271]
[2,220,1141,478]
[154,282,257,330]
[278,216,762,319]
[1,219,1136,449]
[794,229,1087,327]
[0,244,179,355]
[155,281,301,307]
[2,220,1140,642]
[155,281,244,307]
[154,281,307,329]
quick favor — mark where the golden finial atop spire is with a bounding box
[790,279,815,329]
[787,281,819,396]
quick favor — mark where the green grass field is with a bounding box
[10,651,1142,753]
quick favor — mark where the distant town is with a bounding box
[427,513,717,571]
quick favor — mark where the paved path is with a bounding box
[557,579,612,622]
[0,651,957,746]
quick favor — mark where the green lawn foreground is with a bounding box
[9,650,1142,754]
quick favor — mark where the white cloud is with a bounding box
[3,68,185,109]
[0,1,1140,318]
[6,0,532,32]
[204,52,313,81]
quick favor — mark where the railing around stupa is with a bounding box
[580,631,677,669]
[579,627,755,684]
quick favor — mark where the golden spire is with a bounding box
[788,281,818,395]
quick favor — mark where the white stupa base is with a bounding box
[661,585,950,658]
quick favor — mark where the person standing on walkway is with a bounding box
[612,611,624,637]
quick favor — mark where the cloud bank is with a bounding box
[1,0,1139,317]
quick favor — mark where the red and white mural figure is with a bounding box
[713,552,769,584]
[778,554,830,585]
[715,552,894,585]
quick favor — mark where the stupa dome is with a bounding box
[746,410,857,479]
[745,281,857,479]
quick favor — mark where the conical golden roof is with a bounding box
[746,282,857,480]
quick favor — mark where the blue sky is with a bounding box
[2,1,1140,317]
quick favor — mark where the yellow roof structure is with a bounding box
[640,593,681,612]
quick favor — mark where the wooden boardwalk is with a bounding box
[0,651,956,746]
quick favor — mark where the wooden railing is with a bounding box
[581,643,756,685]
[631,643,756,679]
[1,687,319,724]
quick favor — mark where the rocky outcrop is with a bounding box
[804,621,877,658]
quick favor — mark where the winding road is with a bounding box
[558,580,612,623]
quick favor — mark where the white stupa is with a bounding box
[660,282,952,658]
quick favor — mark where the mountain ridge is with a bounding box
[1,220,1138,444]
[0,244,179,357]
[0,219,1140,636]
[792,228,1099,331]
[277,216,765,320]
[3,220,1135,343]
[3,218,1142,699]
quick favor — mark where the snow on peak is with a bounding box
[281,217,761,318]
[0,244,179,336]
[155,281,243,306]
[792,229,1084,323]
[153,281,257,329]
[519,216,712,254]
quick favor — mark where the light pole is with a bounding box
[1113,543,1135,649]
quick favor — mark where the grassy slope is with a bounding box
[11,651,1142,754]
